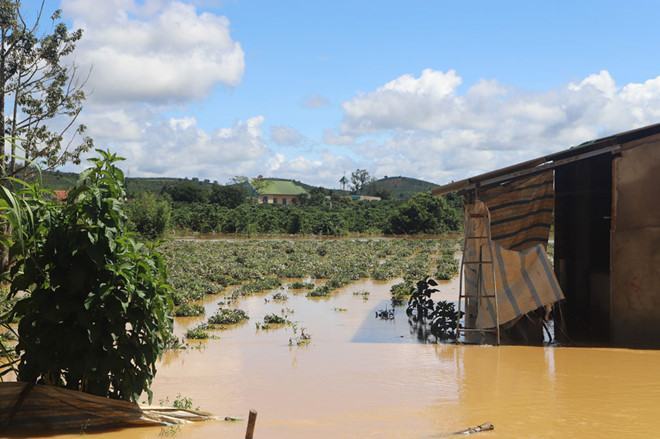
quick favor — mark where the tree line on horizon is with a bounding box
[126,177,463,239]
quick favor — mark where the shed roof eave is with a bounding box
[432,122,660,196]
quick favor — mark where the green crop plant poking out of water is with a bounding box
[208,309,249,326]
[160,238,459,306]
[174,302,205,317]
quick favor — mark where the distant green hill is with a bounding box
[360,176,439,200]
[39,171,218,195]
[38,172,437,200]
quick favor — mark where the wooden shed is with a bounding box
[433,123,660,347]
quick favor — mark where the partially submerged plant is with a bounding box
[435,250,459,280]
[263,313,288,325]
[186,323,211,339]
[174,302,205,317]
[289,325,311,346]
[406,277,439,320]
[429,300,461,340]
[288,281,314,290]
[404,277,463,341]
[257,312,291,330]
[207,308,249,326]
[271,292,289,302]
[390,282,412,306]
[307,285,330,297]
[375,307,395,320]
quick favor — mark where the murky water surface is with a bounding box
[48,277,660,438]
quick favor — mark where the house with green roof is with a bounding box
[252,178,308,205]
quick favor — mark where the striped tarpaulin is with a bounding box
[478,171,554,250]
[463,201,564,329]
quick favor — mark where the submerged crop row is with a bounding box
[160,238,459,306]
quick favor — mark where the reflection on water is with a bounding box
[42,275,660,439]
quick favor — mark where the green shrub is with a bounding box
[174,302,205,317]
[185,324,210,339]
[288,281,314,289]
[391,281,412,306]
[388,192,461,234]
[435,255,459,280]
[307,285,330,297]
[208,308,249,325]
[127,191,171,239]
[263,313,287,324]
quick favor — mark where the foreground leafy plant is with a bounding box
[10,151,173,402]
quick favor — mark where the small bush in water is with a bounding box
[435,254,459,280]
[263,313,288,325]
[307,285,330,297]
[208,309,249,325]
[390,281,412,306]
[173,394,194,410]
[271,292,289,302]
[174,303,205,317]
[186,324,210,339]
[288,281,314,289]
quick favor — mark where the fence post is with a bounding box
[245,409,257,439]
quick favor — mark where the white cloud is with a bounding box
[82,111,268,179]
[302,94,330,109]
[270,125,307,147]
[63,0,244,104]
[334,69,660,183]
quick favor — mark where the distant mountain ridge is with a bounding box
[39,171,438,199]
[360,176,439,200]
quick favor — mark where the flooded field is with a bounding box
[45,276,660,439]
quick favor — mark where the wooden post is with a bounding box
[245,409,257,439]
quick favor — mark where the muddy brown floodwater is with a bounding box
[48,277,660,439]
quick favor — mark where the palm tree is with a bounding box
[339,175,348,191]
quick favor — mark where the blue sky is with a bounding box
[38,0,660,186]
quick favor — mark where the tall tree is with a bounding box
[0,0,92,177]
[350,168,373,193]
[339,175,348,191]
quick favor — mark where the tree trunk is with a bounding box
[1,27,6,177]
[9,66,20,175]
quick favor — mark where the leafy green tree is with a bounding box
[299,186,329,206]
[127,192,171,239]
[9,150,173,402]
[388,192,461,234]
[0,0,92,176]
[287,210,303,234]
[350,169,373,193]
[339,175,348,191]
[209,184,245,208]
[162,180,207,203]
